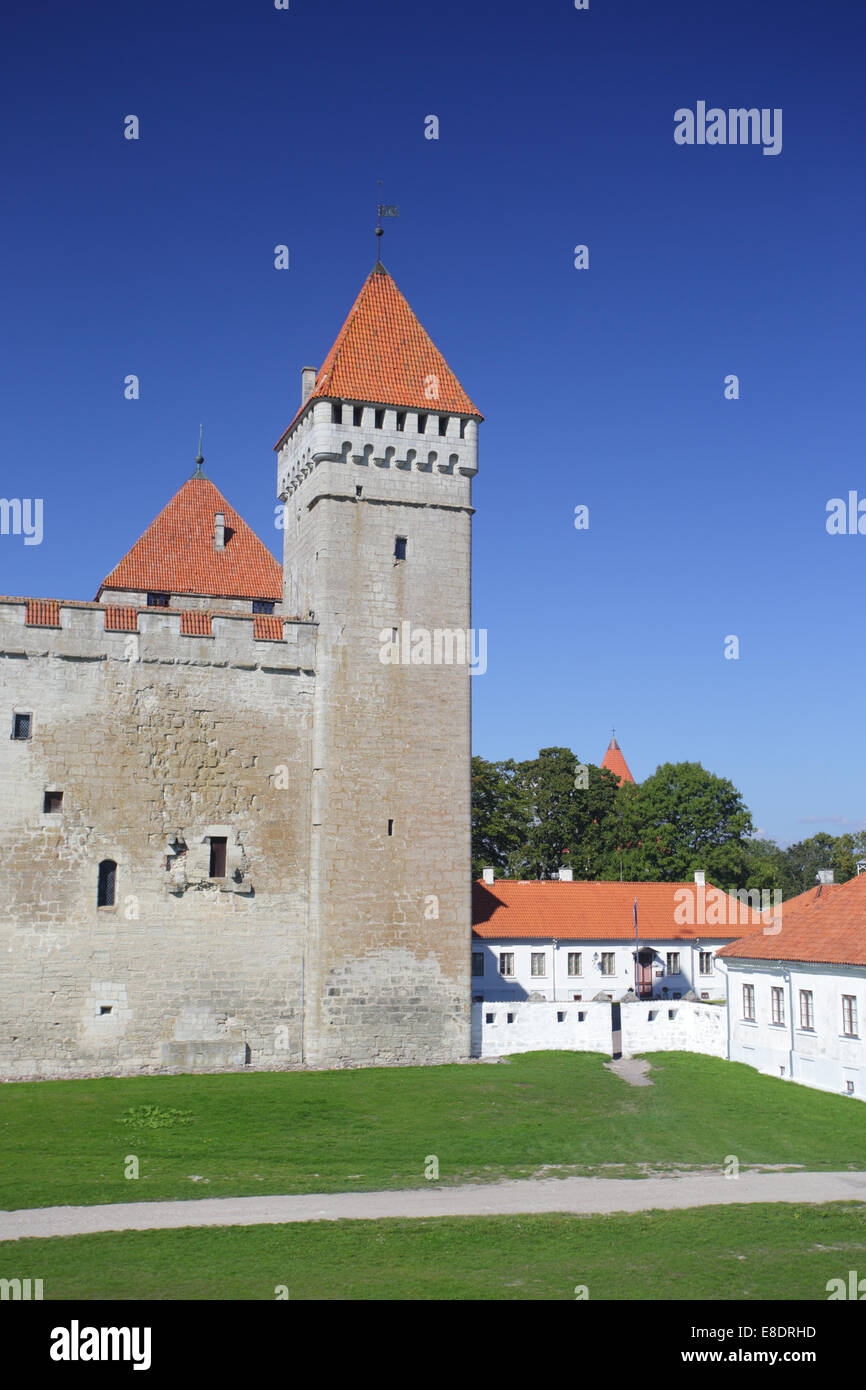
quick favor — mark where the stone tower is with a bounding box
[275,262,482,1066]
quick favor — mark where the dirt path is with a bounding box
[2,1170,865,1241]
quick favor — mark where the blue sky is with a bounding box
[2,0,864,847]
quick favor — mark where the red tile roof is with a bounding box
[718,872,866,968]
[180,611,212,636]
[104,607,137,631]
[97,477,283,602]
[253,614,284,641]
[275,263,481,446]
[25,600,60,627]
[472,879,769,942]
[601,736,635,785]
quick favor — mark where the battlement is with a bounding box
[276,398,479,502]
[0,597,317,671]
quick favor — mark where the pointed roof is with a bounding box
[601,736,635,785]
[718,870,866,968]
[276,263,481,446]
[96,476,282,601]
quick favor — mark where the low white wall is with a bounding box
[471,999,727,1059]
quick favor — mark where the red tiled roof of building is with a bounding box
[718,872,866,968]
[253,614,284,641]
[97,476,283,602]
[472,879,769,942]
[275,263,481,446]
[601,736,635,785]
[180,611,212,636]
[25,600,60,627]
[104,607,137,631]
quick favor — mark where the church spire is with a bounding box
[601,734,635,785]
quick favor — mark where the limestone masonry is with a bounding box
[0,262,481,1077]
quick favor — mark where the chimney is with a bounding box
[482,867,495,885]
[693,870,705,886]
[558,867,574,881]
[816,869,834,885]
[213,512,225,551]
[301,366,316,405]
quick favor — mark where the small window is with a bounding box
[387,819,394,837]
[567,951,582,976]
[438,415,448,436]
[846,1080,855,1095]
[209,837,227,878]
[577,1010,585,1021]
[530,952,546,977]
[252,601,274,615]
[12,713,31,740]
[557,1011,565,1023]
[459,419,466,438]
[147,592,170,608]
[396,412,406,432]
[842,995,859,1038]
[648,1010,657,1021]
[506,1013,515,1024]
[417,413,428,434]
[374,409,385,429]
[668,1009,675,1020]
[666,952,681,975]
[99,1005,112,1016]
[699,951,713,975]
[97,860,117,908]
[43,790,63,814]
[771,986,785,1026]
[471,952,484,977]
[485,1012,494,1024]
[356,486,363,498]
[799,989,814,1031]
[394,536,407,561]
[499,952,514,978]
[352,406,363,427]
[743,983,755,1021]
[572,994,582,1002]
[331,402,342,423]
[600,952,615,976]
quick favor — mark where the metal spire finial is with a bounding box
[375,180,399,265]
[192,424,205,478]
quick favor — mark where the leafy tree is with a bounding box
[611,761,753,884]
[471,756,529,878]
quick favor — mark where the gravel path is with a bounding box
[2,1170,865,1241]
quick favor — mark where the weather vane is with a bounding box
[375,180,399,261]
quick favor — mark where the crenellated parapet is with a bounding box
[0,597,317,672]
[276,398,479,502]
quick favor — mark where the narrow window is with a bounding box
[12,712,31,740]
[394,536,407,561]
[396,412,406,432]
[374,408,385,429]
[471,952,484,977]
[847,1080,855,1094]
[459,419,467,439]
[506,1013,515,1024]
[352,406,363,427]
[499,952,514,978]
[699,951,713,975]
[99,1005,112,1016]
[43,790,63,814]
[485,1012,494,1024]
[438,415,448,436]
[97,859,117,908]
[799,989,814,1030]
[252,600,274,614]
[557,1011,565,1023]
[842,995,859,1037]
[209,836,227,878]
[147,592,170,608]
[567,951,582,976]
[577,1010,585,1021]
[600,952,615,976]
[417,413,428,434]
[331,402,342,424]
[356,485,363,498]
[530,951,546,977]
[666,952,681,975]
[668,1008,676,1020]
[743,983,755,1021]
[771,986,785,1026]
[387,819,394,837]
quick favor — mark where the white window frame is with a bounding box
[567,951,582,977]
[799,989,814,1031]
[600,952,615,976]
[743,983,755,1021]
[530,952,546,977]
[771,986,785,1026]
[499,952,514,978]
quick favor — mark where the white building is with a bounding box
[718,871,866,1099]
[472,872,776,1003]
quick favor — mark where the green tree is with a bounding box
[470,756,530,878]
[611,761,753,884]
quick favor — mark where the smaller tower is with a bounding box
[601,734,635,785]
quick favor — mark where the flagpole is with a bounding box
[633,896,640,998]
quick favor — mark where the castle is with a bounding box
[0,262,482,1078]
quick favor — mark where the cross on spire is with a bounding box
[375,180,399,264]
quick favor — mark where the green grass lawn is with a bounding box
[1,1051,864,1211]
[3,1203,863,1300]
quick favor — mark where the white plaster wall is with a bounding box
[471,999,727,1059]
[473,938,731,1002]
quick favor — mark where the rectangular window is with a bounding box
[699,951,713,975]
[394,536,407,561]
[557,1011,565,1023]
[799,989,814,1030]
[499,952,514,978]
[43,790,63,814]
[331,402,342,424]
[743,983,755,1021]
[842,995,859,1038]
[417,413,428,434]
[352,406,363,427]
[600,952,615,976]
[396,411,406,432]
[666,952,681,975]
[387,819,394,837]
[771,986,785,1025]
[530,952,546,977]
[147,592,170,608]
[471,952,484,977]
[374,408,385,429]
[438,415,448,436]
[252,601,274,615]
[12,712,31,740]
[567,951,582,976]
[209,837,227,878]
